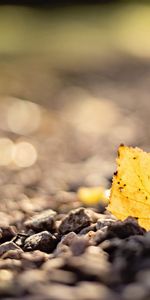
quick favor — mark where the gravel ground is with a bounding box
[0,56,150,299]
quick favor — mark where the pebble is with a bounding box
[49,269,76,285]
[0,241,21,257]
[79,223,97,234]
[39,284,76,300]
[0,225,16,243]
[55,244,72,257]
[76,282,116,300]
[100,238,123,262]
[24,231,57,253]
[59,207,98,234]
[0,269,19,296]
[70,236,89,256]
[60,232,77,246]
[92,228,108,245]
[122,283,148,300]
[1,249,23,260]
[65,248,110,283]
[106,217,145,239]
[17,269,47,293]
[24,209,56,232]
[21,250,49,268]
[136,270,150,290]
[12,233,29,248]
[0,258,22,271]
[42,257,64,271]
[96,218,115,230]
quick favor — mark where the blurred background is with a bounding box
[0,0,150,216]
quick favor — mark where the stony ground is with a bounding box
[0,56,150,299]
[0,201,150,300]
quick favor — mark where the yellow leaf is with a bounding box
[78,186,109,206]
[107,145,150,230]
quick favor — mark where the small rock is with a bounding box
[92,228,108,245]
[55,244,72,257]
[49,269,76,285]
[24,209,56,232]
[40,284,76,300]
[122,283,148,300]
[142,231,150,253]
[24,231,57,253]
[17,269,47,293]
[53,232,77,256]
[85,230,96,244]
[59,207,98,234]
[0,259,22,271]
[0,226,16,243]
[136,270,150,289]
[60,232,77,246]
[13,233,29,248]
[112,236,145,273]
[66,248,110,282]
[79,224,97,235]
[70,236,89,256]
[100,238,123,261]
[1,249,23,260]
[0,241,21,257]
[106,217,145,239]
[21,250,49,268]
[86,245,102,255]
[96,218,115,230]
[0,269,20,296]
[76,282,116,300]
[42,257,64,271]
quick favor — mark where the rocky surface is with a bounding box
[0,204,149,300]
[0,56,150,299]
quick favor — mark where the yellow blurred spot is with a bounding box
[13,142,37,168]
[7,98,41,135]
[78,186,109,206]
[0,138,14,166]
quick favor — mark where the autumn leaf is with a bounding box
[107,145,150,230]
